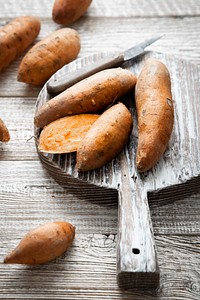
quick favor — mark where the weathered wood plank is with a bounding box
[151,197,200,235]
[0,160,118,235]
[0,0,199,297]
[0,234,199,299]
[0,16,200,97]
[0,0,199,18]
[0,161,199,235]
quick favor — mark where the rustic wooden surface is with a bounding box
[36,50,200,290]
[0,0,200,299]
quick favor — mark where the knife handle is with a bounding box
[47,53,124,96]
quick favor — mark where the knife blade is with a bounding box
[47,35,162,96]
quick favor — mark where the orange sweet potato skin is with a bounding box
[0,16,40,72]
[52,0,92,25]
[135,58,174,172]
[34,68,137,128]
[4,221,75,264]
[17,28,80,86]
[76,102,133,171]
[0,118,10,142]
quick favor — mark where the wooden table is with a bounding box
[0,0,200,299]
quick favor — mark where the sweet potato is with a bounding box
[17,28,81,86]
[38,114,99,153]
[0,16,40,72]
[34,68,137,128]
[135,58,174,172]
[0,118,10,142]
[52,0,92,25]
[4,221,75,264]
[76,102,133,171]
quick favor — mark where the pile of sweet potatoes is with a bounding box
[36,59,174,173]
[36,67,137,171]
[0,3,174,169]
[1,1,175,267]
[0,1,88,143]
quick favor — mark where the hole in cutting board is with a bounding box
[132,248,140,254]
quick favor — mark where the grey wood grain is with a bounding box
[0,234,199,299]
[0,0,200,298]
[0,0,199,18]
[0,161,199,235]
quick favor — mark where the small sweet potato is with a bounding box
[38,114,99,154]
[0,118,10,142]
[76,102,133,171]
[135,58,174,172]
[34,68,137,128]
[4,221,75,264]
[52,0,92,25]
[17,28,81,86]
[0,16,40,72]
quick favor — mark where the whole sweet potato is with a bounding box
[34,68,136,128]
[135,58,174,172]
[0,118,10,142]
[52,0,92,25]
[76,102,133,171]
[38,114,99,153]
[18,28,80,86]
[4,221,75,264]
[0,16,40,72]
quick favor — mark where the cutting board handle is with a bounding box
[117,171,159,289]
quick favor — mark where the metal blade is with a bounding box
[124,35,163,61]
[47,35,163,95]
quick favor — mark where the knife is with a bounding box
[47,35,162,96]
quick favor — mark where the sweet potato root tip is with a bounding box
[76,102,133,171]
[34,68,137,128]
[4,221,75,264]
[135,58,174,172]
[0,118,10,142]
[38,114,99,154]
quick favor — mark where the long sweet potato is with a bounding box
[52,0,92,25]
[17,28,80,86]
[135,58,174,172]
[34,68,137,128]
[0,16,40,72]
[4,221,75,264]
[76,102,133,171]
[0,118,10,142]
[38,114,99,153]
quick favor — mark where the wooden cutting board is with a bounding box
[34,51,200,290]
